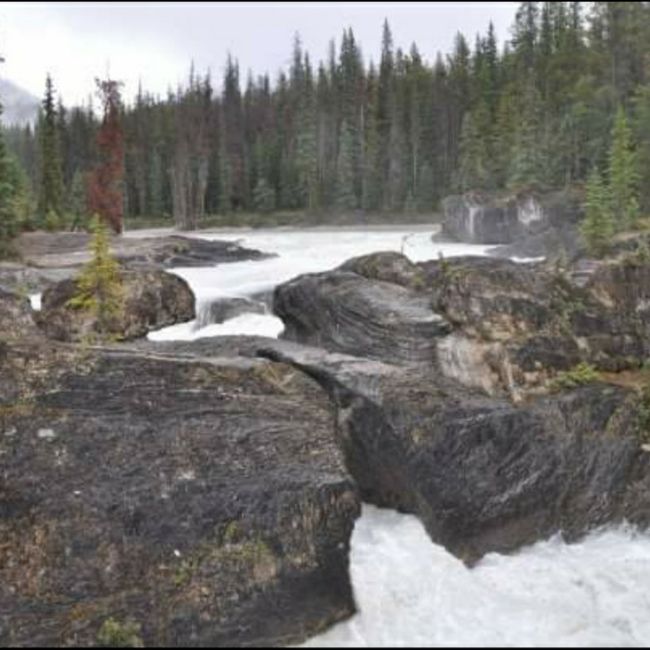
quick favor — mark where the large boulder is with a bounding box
[154,335,650,565]
[36,270,196,342]
[258,252,650,562]
[0,341,360,647]
[426,255,650,393]
[274,269,450,364]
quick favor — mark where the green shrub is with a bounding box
[97,618,143,648]
[548,362,601,392]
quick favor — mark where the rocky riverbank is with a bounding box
[438,188,584,260]
[2,226,650,645]
[0,230,271,295]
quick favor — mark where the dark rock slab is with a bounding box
[274,269,451,364]
[140,333,650,564]
[246,339,650,564]
[0,342,359,647]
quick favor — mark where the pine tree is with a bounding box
[38,74,65,224]
[633,84,650,212]
[581,167,614,257]
[0,90,29,257]
[295,53,319,211]
[608,106,640,229]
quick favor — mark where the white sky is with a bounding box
[0,2,518,106]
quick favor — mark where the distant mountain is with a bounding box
[0,79,39,127]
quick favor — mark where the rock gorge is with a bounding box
[2,220,650,645]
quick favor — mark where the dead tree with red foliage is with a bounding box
[88,78,125,234]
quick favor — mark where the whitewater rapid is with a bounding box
[146,226,492,341]
[303,506,650,647]
[139,226,650,647]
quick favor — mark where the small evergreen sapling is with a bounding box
[67,215,124,336]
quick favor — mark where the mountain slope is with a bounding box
[0,78,39,126]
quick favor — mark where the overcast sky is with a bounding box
[0,2,518,106]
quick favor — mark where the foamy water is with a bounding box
[147,226,491,341]
[29,293,42,311]
[303,506,650,648]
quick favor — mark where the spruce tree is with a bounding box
[0,135,18,258]
[633,84,650,212]
[457,109,490,190]
[507,82,546,190]
[335,121,356,210]
[581,168,614,257]
[609,106,640,230]
[0,88,29,257]
[295,53,319,211]
[38,74,65,225]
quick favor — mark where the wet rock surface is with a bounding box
[140,333,650,564]
[5,236,650,645]
[274,268,451,364]
[247,251,650,561]
[0,342,359,647]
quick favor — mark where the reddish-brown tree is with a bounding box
[88,78,125,234]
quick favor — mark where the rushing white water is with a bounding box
[303,506,650,648]
[29,293,42,311]
[147,226,492,341]
[140,226,650,647]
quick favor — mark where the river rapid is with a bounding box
[139,225,650,647]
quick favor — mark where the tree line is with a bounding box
[2,1,650,240]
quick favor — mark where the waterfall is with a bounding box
[466,204,480,243]
[517,197,544,227]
